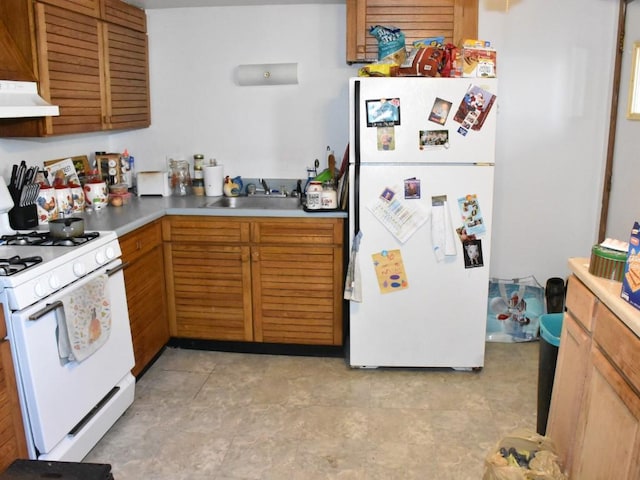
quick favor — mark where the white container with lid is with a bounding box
[321,182,337,209]
[306,181,323,210]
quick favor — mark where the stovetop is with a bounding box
[0,230,121,310]
[0,231,100,247]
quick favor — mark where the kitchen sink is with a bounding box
[201,195,302,210]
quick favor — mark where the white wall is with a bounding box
[607,1,640,240]
[481,0,618,284]
[0,1,622,285]
[112,4,357,177]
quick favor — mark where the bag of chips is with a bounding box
[369,25,407,65]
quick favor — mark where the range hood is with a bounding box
[0,80,59,118]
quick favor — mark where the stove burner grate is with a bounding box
[0,231,100,246]
[0,255,43,276]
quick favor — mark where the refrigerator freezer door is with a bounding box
[348,163,494,368]
[350,77,497,165]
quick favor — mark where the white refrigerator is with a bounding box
[347,76,498,369]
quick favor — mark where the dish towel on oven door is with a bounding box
[56,274,112,364]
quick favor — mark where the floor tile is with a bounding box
[85,341,540,479]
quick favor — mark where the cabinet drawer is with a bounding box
[594,302,640,394]
[120,220,162,263]
[566,275,597,332]
[252,218,343,245]
[163,216,250,244]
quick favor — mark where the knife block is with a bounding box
[8,185,38,230]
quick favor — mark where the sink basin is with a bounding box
[201,195,301,210]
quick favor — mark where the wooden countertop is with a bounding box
[569,257,640,337]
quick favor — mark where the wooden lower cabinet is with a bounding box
[120,221,169,376]
[0,310,28,470]
[546,276,594,473]
[571,347,640,480]
[547,273,640,479]
[163,216,344,346]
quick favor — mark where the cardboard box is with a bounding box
[621,221,640,310]
[461,47,497,78]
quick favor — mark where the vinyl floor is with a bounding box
[85,341,540,479]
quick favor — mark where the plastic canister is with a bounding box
[321,181,337,209]
[306,181,323,210]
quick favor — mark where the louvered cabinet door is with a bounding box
[34,2,105,134]
[251,218,344,346]
[346,0,478,64]
[168,243,254,342]
[102,21,150,130]
[0,310,28,471]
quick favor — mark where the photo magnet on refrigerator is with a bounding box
[453,84,496,132]
[366,98,401,127]
[377,127,396,150]
[428,97,452,125]
[462,239,484,268]
[419,129,449,150]
[404,178,420,199]
[458,194,486,236]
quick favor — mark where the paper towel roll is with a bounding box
[203,165,223,197]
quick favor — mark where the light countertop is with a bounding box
[569,257,640,337]
[79,195,347,237]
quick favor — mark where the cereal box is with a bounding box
[461,47,497,78]
[621,221,640,310]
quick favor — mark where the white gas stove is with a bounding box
[0,179,135,462]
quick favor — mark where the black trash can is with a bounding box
[537,312,563,435]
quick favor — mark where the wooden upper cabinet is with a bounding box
[101,0,146,32]
[102,22,150,130]
[346,0,478,64]
[0,0,38,81]
[35,2,104,134]
[37,0,100,17]
[0,0,149,137]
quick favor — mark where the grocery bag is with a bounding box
[486,276,544,342]
[483,429,567,480]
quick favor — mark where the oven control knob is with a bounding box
[73,263,87,277]
[105,246,116,260]
[49,275,60,290]
[95,250,106,264]
[34,282,46,298]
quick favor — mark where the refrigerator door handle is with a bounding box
[353,79,361,236]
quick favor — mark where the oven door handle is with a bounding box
[29,301,63,321]
[106,261,129,277]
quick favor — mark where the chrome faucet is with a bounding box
[260,178,270,194]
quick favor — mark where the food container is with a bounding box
[589,244,626,282]
[36,185,58,224]
[306,181,323,210]
[109,183,129,195]
[192,179,205,196]
[109,192,132,207]
[84,181,108,210]
[49,217,84,238]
